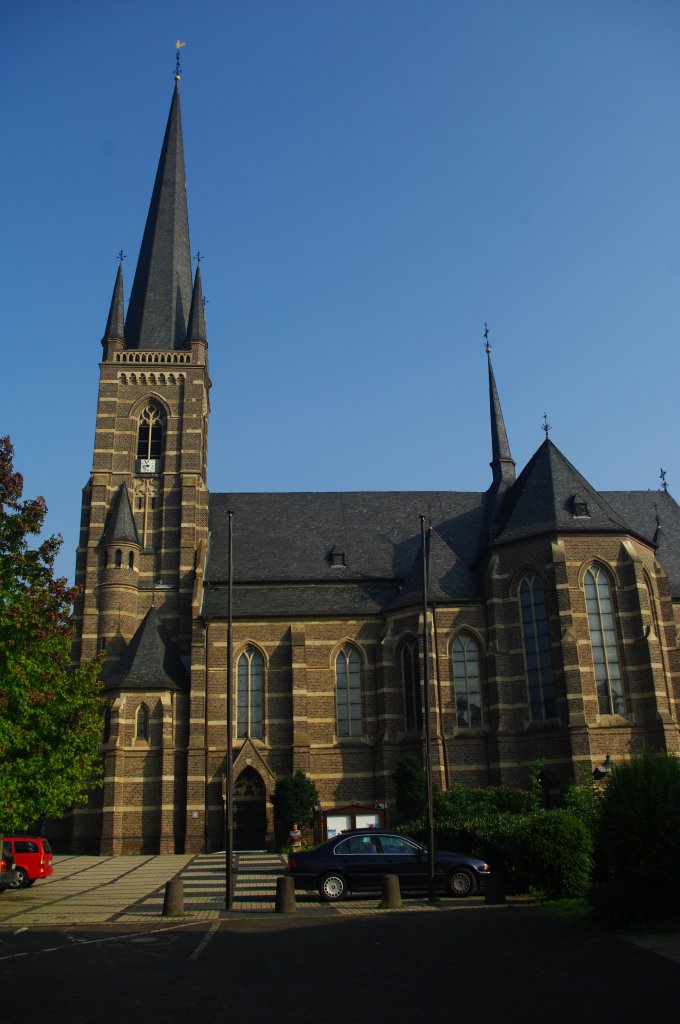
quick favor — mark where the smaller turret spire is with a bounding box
[185,262,208,345]
[485,326,515,489]
[102,260,125,346]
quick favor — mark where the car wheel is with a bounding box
[24,878,36,887]
[447,867,477,897]
[318,872,347,901]
[10,867,29,889]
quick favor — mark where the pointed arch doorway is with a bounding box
[233,767,267,850]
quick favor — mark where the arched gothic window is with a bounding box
[237,646,263,739]
[452,635,482,727]
[400,639,422,733]
[519,574,556,720]
[336,645,363,737]
[136,403,164,461]
[115,549,122,568]
[136,703,149,741]
[584,566,625,715]
[103,705,111,744]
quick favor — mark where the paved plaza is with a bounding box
[2,851,680,970]
[0,851,490,926]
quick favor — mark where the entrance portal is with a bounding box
[233,767,267,850]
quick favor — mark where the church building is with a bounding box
[66,72,680,854]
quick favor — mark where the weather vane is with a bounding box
[660,468,668,493]
[117,249,126,264]
[542,413,551,438]
[484,322,491,354]
[175,40,186,80]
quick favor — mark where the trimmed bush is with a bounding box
[272,771,319,849]
[517,810,593,899]
[392,757,427,820]
[590,751,680,927]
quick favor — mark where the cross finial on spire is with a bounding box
[175,40,186,81]
[660,468,668,492]
[484,322,491,355]
[542,413,551,438]
[117,250,126,264]
[193,250,203,265]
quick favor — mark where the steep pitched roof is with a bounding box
[202,491,486,618]
[604,488,680,597]
[102,607,188,692]
[185,264,207,344]
[390,526,479,610]
[124,81,193,350]
[102,262,125,345]
[100,483,140,546]
[492,439,634,545]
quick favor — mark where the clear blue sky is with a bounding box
[4,0,680,583]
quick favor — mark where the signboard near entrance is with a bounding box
[315,804,388,843]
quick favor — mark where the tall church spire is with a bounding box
[486,328,515,489]
[124,80,193,350]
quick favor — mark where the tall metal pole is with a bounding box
[420,515,436,901]
[225,511,235,911]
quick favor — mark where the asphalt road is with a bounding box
[1,907,678,1023]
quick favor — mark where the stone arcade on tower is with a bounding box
[65,74,680,854]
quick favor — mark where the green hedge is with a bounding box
[401,807,592,899]
[590,751,680,927]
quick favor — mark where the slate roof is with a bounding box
[103,607,188,692]
[201,460,680,616]
[492,439,635,545]
[124,81,193,350]
[102,262,125,345]
[604,488,680,597]
[202,491,487,618]
[100,483,140,546]
[186,264,207,344]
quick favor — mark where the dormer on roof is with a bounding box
[571,494,590,518]
[329,545,346,568]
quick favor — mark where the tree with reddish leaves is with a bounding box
[0,436,103,832]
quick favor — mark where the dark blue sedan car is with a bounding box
[288,829,490,901]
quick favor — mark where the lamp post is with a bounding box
[420,515,436,902]
[225,511,234,911]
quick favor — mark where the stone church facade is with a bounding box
[64,75,680,854]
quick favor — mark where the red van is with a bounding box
[2,836,53,888]
[0,839,19,891]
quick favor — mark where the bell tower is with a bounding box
[71,70,210,854]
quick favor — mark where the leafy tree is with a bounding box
[0,436,104,832]
[272,770,320,847]
[392,757,426,820]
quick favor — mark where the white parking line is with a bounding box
[189,920,220,961]
[0,921,201,962]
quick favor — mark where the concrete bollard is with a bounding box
[380,874,402,909]
[275,875,297,914]
[162,876,184,916]
[484,872,506,905]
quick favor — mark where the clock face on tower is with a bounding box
[139,458,158,474]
